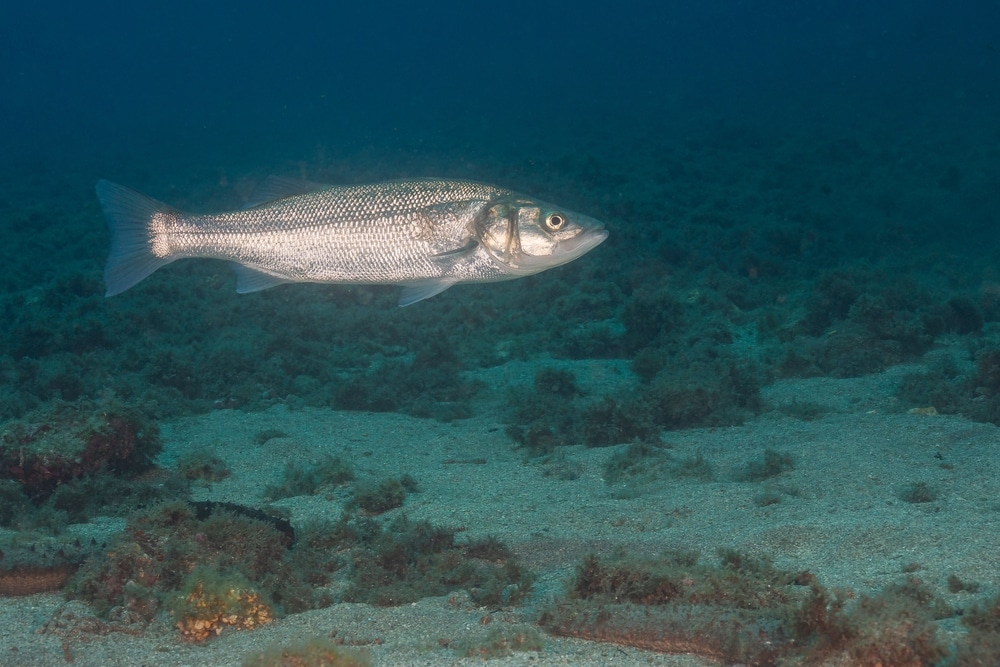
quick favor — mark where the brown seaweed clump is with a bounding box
[540,550,795,665]
[67,500,532,642]
[0,398,160,499]
[66,501,296,623]
[540,552,952,666]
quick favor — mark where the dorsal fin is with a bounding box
[244,176,331,208]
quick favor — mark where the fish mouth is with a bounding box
[557,225,609,259]
[502,224,608,275]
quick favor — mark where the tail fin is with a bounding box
[96,180,177,296]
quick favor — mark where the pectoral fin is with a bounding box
[431,238,478,259]
[398,279,458,306]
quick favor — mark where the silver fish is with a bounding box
[97,177,608,306]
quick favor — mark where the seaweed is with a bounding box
[169,567,273,641]
[541,550,798,664]
[348,475,418,515]
[620,288,684,353]
[961,592,1000,635]
[66,501,300,620]
[342,514,533,607]
[0,480,35,527]
[0,464,189,533]
[176,447,230,482]
[603,443,714,498]
[506,355,763,457]
[0,397,161,500]
[580,396,660,447]
[504,370,587,456]
[647,359,763,429]
[898,481,938,504]
[541,552,952,666]
[331,346,480,422]
[264,454,355,500]
[451,625,544,659]
[737,448,794,482]
[753,489,783,506]
[896,347,1000,428]
[946,574,979,594]
[533,367,581,397]
[68,494,533,640]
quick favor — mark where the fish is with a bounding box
[96,177,608,306]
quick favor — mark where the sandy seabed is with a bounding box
[1,357,996,667]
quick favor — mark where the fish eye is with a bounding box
[545,212,567,231]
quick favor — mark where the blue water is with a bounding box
[4,1,995,170]
[1,1,995,286]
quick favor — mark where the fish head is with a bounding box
[475,196,608,276]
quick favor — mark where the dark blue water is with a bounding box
[4,1,996,171]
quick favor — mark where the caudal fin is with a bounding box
[96,180,177,296]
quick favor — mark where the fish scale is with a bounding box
[97,177,608,306]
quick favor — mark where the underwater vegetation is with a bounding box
[597,438,796,500]
[0,465,189,533]
[952,592,1000,665]
[64,498,532,641]
[896,345,1000,428]
[540,548,801,664]
[0,397,161,500]
[0,563,80,596]
[330,338,481,422]
[539,550,1000,666]
[601,441,715,498]
[450,624,545,659]
[604,441,716,483]
[737,448,795,482]
[170,567,273,641]
[0,401,191,596]
[340,513,534,608]
[898,481,939,504]
[348,474,419,515]
[66,501,300,625]
[0,453,191,596]
[0,396,189,538]
[264,454,356,501]
[176,446,230,482]
[505,364,760,457]
[774,268,984,379]
[263,455,418,514]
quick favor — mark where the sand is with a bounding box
[1,356,996,666]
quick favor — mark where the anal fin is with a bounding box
[233,265,292,293]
